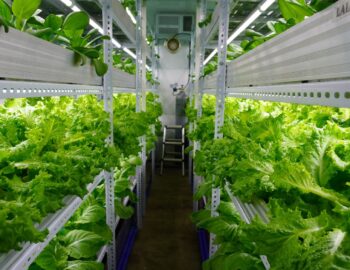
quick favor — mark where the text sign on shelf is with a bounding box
[336,0,350,18]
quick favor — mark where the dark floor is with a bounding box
[127,167,201,270]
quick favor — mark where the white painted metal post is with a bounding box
[193,0,207,154]
[192,0,206,211]
[141,0,148,217]
[102,0,116,268]
[136,0,148,227]
[210,0,229,257]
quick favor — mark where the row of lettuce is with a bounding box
[0,0,157,83]
[187,96,350,269]
[0,93,162,270]
[202,0,336,76]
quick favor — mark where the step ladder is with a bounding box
[160,125,185,176]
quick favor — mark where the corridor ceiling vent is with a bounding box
[166,37,181,53]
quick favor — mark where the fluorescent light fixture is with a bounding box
[267,10,274,15]
[260,0,275,11]
[89,19,103,34]
[126,8,137,24]
[203,0,275,65]
[112,39,122,48]
[71,5,81,12]
[60,0,72,7]
[123,47,137,59]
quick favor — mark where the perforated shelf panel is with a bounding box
[0,80,103,99]
[226,80,350,108]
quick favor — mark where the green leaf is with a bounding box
[115,199,134,219]
[273,162,350,207]
[35,240,68,270]
[44,14,63,31]
[245,29,263,37]
[63,11,89,30]
[0,0,12,22]
[203,253,264,270]
[242,204,331,268]
[194,180,212,200]
[12,0,41,20]
[63,230,105,259]
[75,204,105,224]
[92,58,108,76]
[278,0,315,23]
[298,229,350,269]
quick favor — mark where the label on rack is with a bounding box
[336,0,350,18]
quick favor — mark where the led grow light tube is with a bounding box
[203,0,275,65]
[60,0,72,7]
[126,8,137,24]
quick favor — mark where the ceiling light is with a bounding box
[267,10,274,16]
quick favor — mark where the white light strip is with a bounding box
[260,0,275,11]
[60,0,72,7]
[112,39,122,48]
[126,7,137,24]
[123,47,137,59]
[227,10,261,44]
[203,0,275,65]
[203,49,217,65]
[146,65,151,71]
[71,5,81,12]
[89,19,103,34]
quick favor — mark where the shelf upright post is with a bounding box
[210,0,229,257]
[188,32,195,186]
[192,0,207,211]
[141,0,148,217]
[102,0,116,268]
[193,0,207,154]
[136,0,147,227]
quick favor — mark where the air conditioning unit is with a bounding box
[156,14,194,37]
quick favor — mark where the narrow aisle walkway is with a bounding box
[128,167,201,270]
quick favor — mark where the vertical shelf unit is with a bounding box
[0,0,156,269]
[190,0,350,268]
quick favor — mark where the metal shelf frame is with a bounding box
[189,0,350,267]
[0,0,155,268]
[202,0,350,109]
[97,176,138,263]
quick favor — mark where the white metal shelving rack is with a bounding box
[191,0,350,268]
[0,0,155,268]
